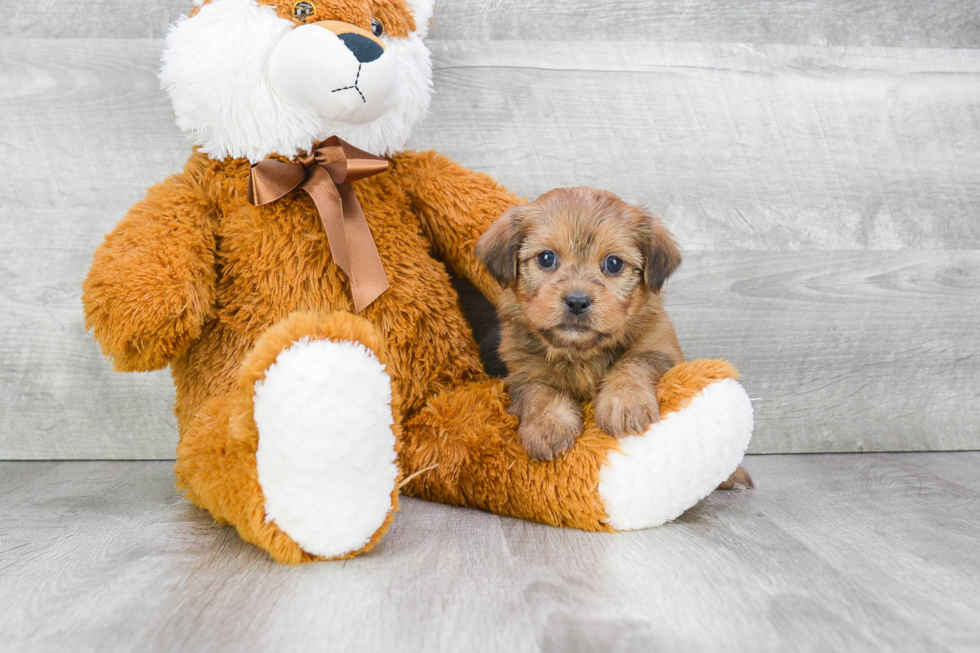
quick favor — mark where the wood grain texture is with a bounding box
[669,250,980,453]
[416,41,980,251]
[5,39,977,250]
[0,40,186,459]
[1,455,978,652]
[3,249,977,458]
[2,37,978,456]
[4,0,980,48]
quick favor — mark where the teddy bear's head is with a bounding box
[161,0,434,162]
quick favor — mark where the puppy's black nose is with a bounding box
[564,293,592,315]
[338,32,384,63]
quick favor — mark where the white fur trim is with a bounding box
[599,378,754,530]
[160,0,433,161]
[404,0,435,39]
[253,338,398,558]
[350,31,431,153]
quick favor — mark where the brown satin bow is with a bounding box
[247,136,390,312]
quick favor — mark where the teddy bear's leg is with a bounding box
[397,360,753,532]
[176,311,400,563]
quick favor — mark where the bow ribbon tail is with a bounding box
[336,183,391,312]
[300,167,389,312]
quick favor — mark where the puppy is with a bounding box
[477,188,754,488]
[476,187,684,461]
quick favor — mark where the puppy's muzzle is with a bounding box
[564,292,592,316]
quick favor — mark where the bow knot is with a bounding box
[247,136,390,312]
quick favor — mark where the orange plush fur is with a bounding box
[83,0,750,563]
[84,147,746,562]
[190,0,418,37]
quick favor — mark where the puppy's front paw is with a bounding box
[518,409,583,462]
[595,386,660,438]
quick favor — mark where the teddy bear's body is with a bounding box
[85,144,530,562]
[82,0,754,563]
[125,150,504,429]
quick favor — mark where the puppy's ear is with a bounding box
[476,204,528,287]
[640,213,681,292]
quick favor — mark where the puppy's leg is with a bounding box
[595,357,665,437]
[717,466,754,490]
[509,382,584,461]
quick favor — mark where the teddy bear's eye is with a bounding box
[293,1,316,20]
[371,18,385,38]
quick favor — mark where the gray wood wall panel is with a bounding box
[420,41,980,251]
[671,251,980,454]
[0,39,185,459]
[5,0,980,48]
[7,39,980,250]
[1,20,978,457]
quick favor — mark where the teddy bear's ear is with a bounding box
[640,212,682,293]
[476,204,530,287]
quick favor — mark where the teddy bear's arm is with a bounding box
[394,151,520,303]
[82,173,218,373]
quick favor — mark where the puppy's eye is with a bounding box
[536,251,557,269]
[602,256,624,275]
[371,18,385,37]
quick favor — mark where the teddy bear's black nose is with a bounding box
[564,293,592,315]
[338,33,383,63]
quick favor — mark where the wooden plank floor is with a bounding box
[1,453,978,652]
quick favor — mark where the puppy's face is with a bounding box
[477,187,681,355]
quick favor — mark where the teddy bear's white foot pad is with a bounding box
[598,378,754,530]
[253,338,398,558]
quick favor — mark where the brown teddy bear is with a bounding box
[82,0,754,563]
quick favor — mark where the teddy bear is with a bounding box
[82,0,754,563]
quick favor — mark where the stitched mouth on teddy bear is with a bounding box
[268,23,397,124]
[331,63,367,103]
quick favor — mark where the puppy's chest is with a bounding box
[548,355,615,401]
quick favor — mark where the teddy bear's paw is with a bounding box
[252,337,398,559]
[597,378,754,531]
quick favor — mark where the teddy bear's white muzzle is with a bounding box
[268,24,399,124]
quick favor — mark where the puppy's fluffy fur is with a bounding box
[477,187,685,461]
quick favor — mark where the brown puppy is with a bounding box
[476,187,685,461]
